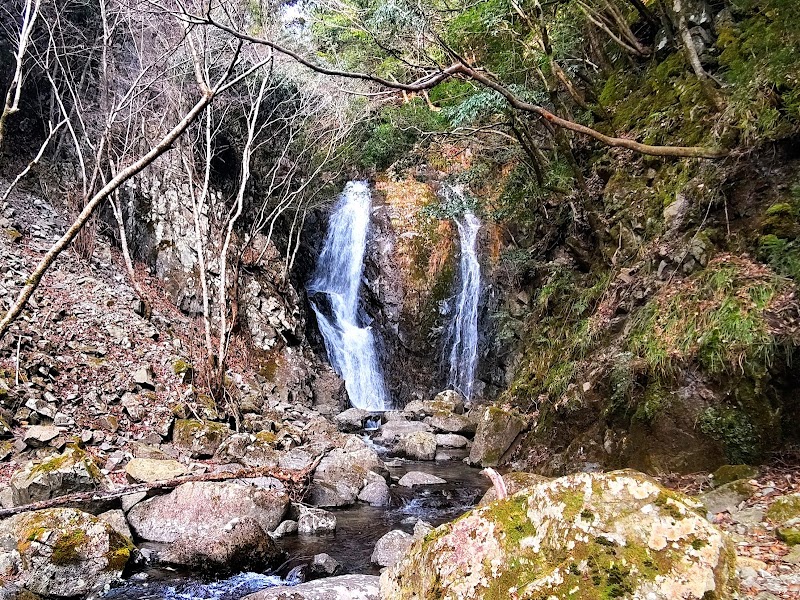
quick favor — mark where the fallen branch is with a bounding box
[0,455,323,519]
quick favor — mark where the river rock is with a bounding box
[272,520,298,538]
[127,481,288,542]
[10,446,105,506]
[358,479,391,506]
[244,574,380,600]
[297,506,337,534]
[381,470,737,600]
[125,457,187,483]
[378,420,431,444]
[478,471,550,505]
[308,445,386,507]
[397,431,437,460]
[435,433,469,448]
[398,471,446,487]
[427,412,476,435]
[425,390,465,414]
[159,517,280,573]
[468,406,526,466]
[333,408,369,432]
[173,419,232,458]
[310,553,342,578]
[0,508,132,597]
[698,480,755,515]
[371,530,413,567]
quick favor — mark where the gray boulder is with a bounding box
[308,443,386,507]
[371,530,413,567]
[427,413,476,435]
[435,434,469,448]
[309,553,342,578]
[127,481,288,542]
[21,425,61,448]
[215,433,280,468]
[0,508,132,597]
[297,506,337,534]
[397,431,437,460]
[272,520,298,538]
[378,420,431,444]
[159,517,280,573]
[398,471,446,487]
[243,574,380,600]
[358,480,391,506]
[333,408,369,432]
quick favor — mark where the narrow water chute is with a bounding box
[446,202,482,400]
[307,181,388,411]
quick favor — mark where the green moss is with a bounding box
[766,494,800,523]
[51,529,88,565]
[712,464,759,487]
[104,530,134,571]
[172,358,193,375]
[699,406,760,464]
[777,527,800,546]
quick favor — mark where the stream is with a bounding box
[101,454,489,599]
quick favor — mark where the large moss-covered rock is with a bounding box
[468,406,526,466]
[381,470,737,600]
[10,446,105,506]
[127,481,288,542]
[766,493,800,546]
[0,508,133,597]
[173,419,232,458]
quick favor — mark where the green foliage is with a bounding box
[698,406,759,464]
[717,0,800,143]
[358,99,447,170]
[627,257,789,378]
[758,235,800,282]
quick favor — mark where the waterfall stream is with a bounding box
[308,181,388,411]
[447,210,482,400]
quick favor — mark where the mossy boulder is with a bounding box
[0,508,132,597]
[766,493,800,546]
[711,464,759,487]
[468,406,526,467]
[381,470,737,600]
[9,446,106,507]
[173,418,232,458]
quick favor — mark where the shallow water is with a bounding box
[102,457,489,598]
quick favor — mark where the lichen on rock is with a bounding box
[380,470,737,599]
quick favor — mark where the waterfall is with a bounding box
[307,181,388,411]
[447,209,482,400]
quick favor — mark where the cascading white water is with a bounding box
[307,181,388,411]
[447,209,482,400]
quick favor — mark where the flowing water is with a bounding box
[307,181,388,411]
[447,211,482,400]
